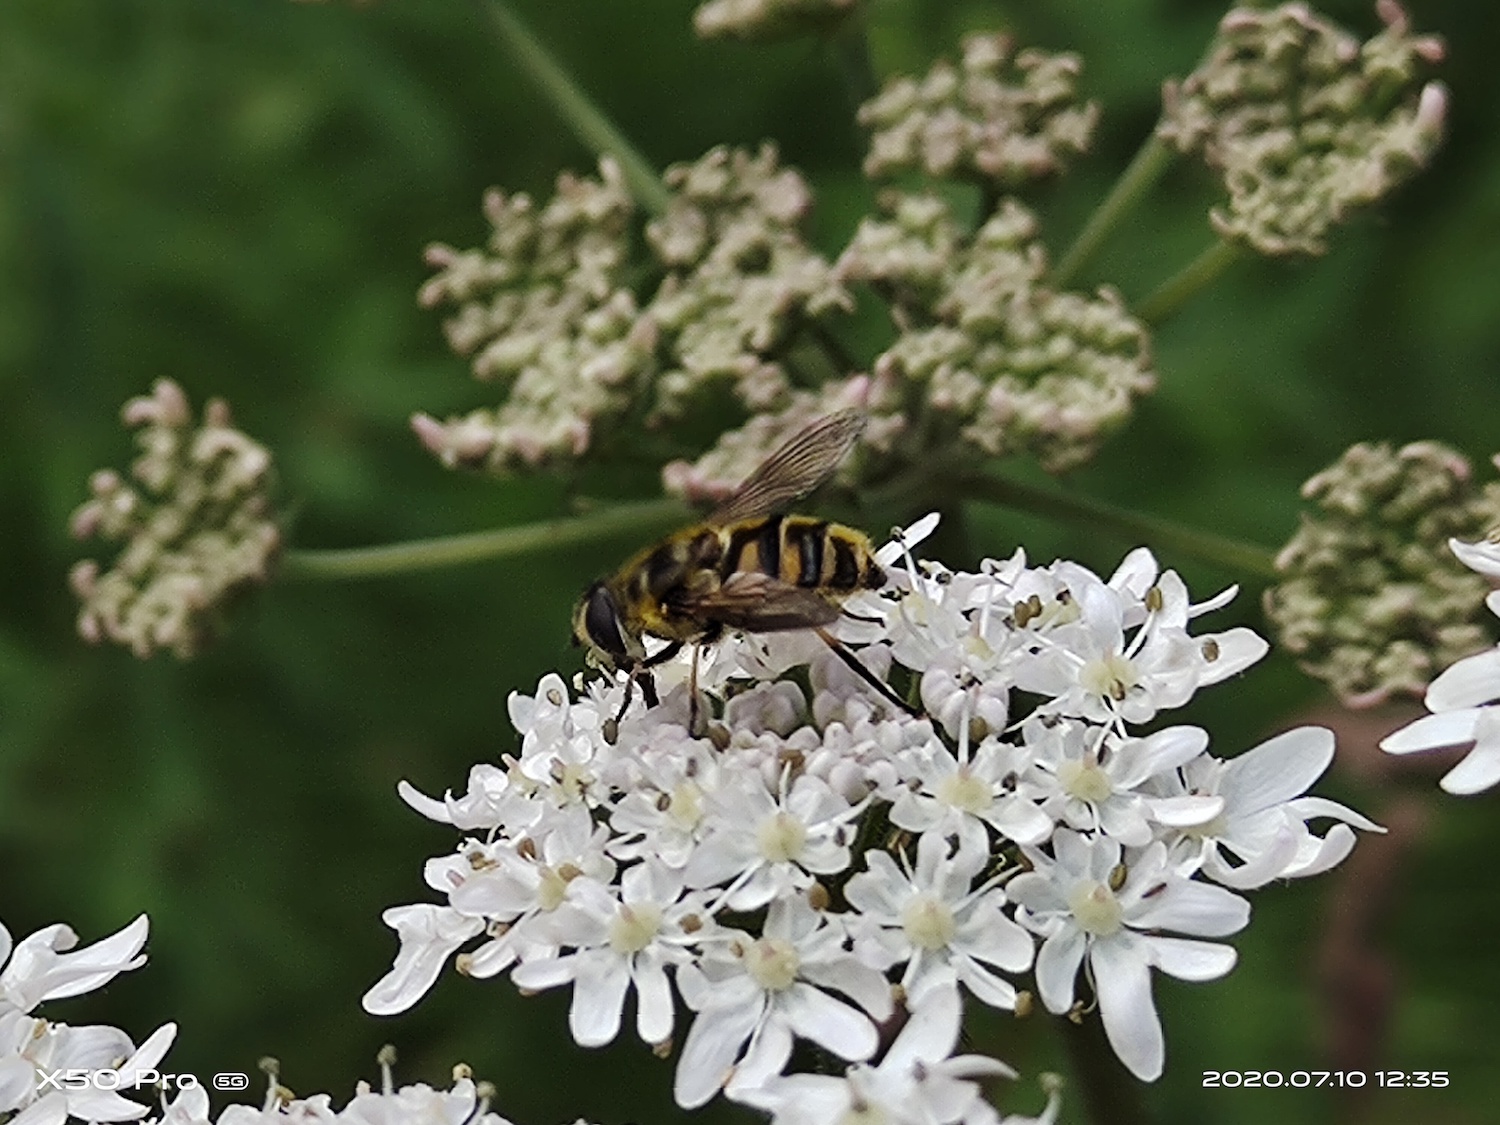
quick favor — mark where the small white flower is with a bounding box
[0,915,174,1125]
[1381,642,1500,795]
[889,726,1053,851]
[362,905,485,1015]
[1166,727,1381,887]
[1007,830,1249,1081]
[674,896,893,1109]
[844,830,1033,1010]
[684,772,864,911]
[510,861,711,1048]
[1029,719,1222,847]
[730,987,1014,1125]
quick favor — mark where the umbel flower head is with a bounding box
[0,913,178,1125]
[416,146,850,473]
[860,32,1099,188]
[643,144,852,422]
[1265,441,1500,707]
[69,380,280,659]
[366,519,1373,1096]
[413,158,655,471]
[1158,0,1446,256]
[836,192,1154,473]
[693,0,858,42]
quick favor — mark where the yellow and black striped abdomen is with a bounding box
[717,515,884,592]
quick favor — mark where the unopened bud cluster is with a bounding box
[414,159,655,471]
[836,192,1154,473]
[693,0,857,42]
[69,380,280,659]
[860,33,1098,188]
[1159,0,1446,256]
[645,144,851,421]
[416,147,851,475]
[1265,441,1500,706]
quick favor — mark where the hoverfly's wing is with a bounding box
[707,409,866,525]
[681,571,844,633]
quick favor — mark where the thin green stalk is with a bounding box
[1137,238,1241,323]
[476,0,672,216]
[281,497,690,581]
[961,469,1279,579]
[1053,133,1175,289]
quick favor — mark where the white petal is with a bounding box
[1441,741,1500,794]
[1380,708,1480,753]
[1283,824,1357,878]
[361,905,482,1016]
[882,986,962,1071]
[782,984,879,1060]
[569,954,629,1047]
[1222,727,1334,813]
[1149,795,1224,827]
[1090,936,1163,1081]
[396,780,451,823]
[1427,649,1500,710]
[1127,880,1249,938]
[1196,628,1268,684]
[674,998,765,1109]
[635,956,676,1045]
[1034,929,1086,1014]
[1140,935,1237,981]
[11,1097,68,1125]
[1450,536,1500,578]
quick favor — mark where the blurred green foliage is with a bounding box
[1,1,1497,1123]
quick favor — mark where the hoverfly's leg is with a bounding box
[688,644,704,737]
[638,640,683,714]
[638,668,660,708]
[814,627,922,718]
[603,668,637,745]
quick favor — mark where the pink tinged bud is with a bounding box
[410,413,451,456]
[70,559,100,598]
[89,468,122,496]
[1414,82,1448,136]
[1375,0,1409,33]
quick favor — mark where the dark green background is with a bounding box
[1,1,1495,1123]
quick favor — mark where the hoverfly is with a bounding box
[572,409,908,737]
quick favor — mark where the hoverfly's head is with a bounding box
[572,581,638,671]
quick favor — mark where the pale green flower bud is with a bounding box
[859,33,1099,188]
[837,192,1154,473]
[1265,441,1500,707]
[693,0,858,42]
[643,144,852,422]
[69,380,281,659]
[415,158,655,471]
[1159,1,1446,256]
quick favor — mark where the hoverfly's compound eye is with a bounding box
[582,582,629,664]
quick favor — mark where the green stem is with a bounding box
[1053,134,1175,289]
[280,498,690,582]
[1137,238,1240,324]
[960,469,1279,579]
[476,0,672,216]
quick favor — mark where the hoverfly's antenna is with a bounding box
[814,627,922,718]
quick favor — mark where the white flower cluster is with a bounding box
[367,518,1377,1106]
[1382,535,1500,794]
[0,915,176,1125]
[147,1061,599,1125]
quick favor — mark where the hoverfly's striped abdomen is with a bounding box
[718,515,883,593]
